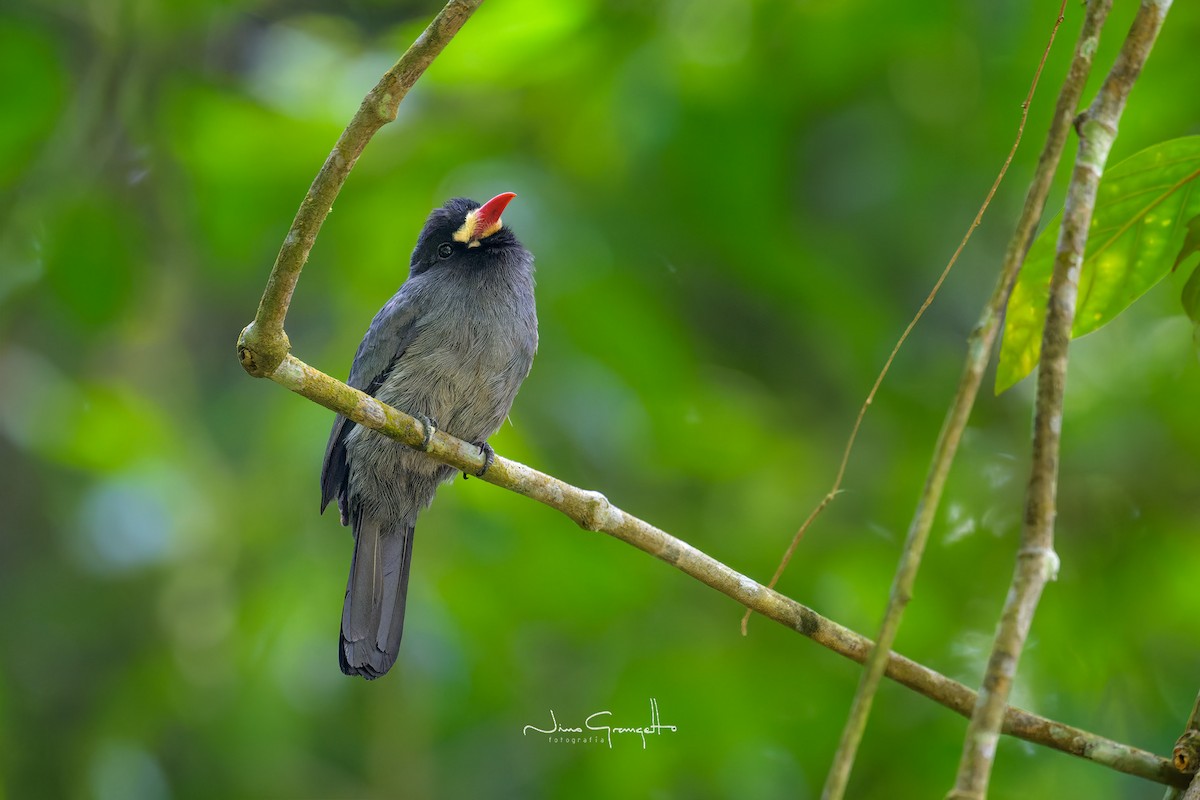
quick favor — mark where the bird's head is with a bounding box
[410,192,525,276]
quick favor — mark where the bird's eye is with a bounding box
[437,243,454,259]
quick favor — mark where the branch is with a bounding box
[949,2,1173,797]
[235,0,1187,792]
[264,353,1187,790]
[821,3,1101,796]
[1168,690,1200,800]
[237,0,486,378]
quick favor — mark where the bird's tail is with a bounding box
[339,511,414,679]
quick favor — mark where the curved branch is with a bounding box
[237,0,486,377]
[949,2,1173,797]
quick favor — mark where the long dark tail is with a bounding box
[339,511,414,679]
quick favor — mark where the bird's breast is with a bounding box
[375,295,535,443]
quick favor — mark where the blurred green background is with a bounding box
[2,0,1198,797]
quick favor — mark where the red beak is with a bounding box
[474,192,516,235]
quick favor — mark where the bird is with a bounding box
[319,192,538,679]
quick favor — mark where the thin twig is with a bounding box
[237,0,486,378]
[949,2,1173,797]
[820,3,1093,797]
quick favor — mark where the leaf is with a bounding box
[1172,214,1200,272]
[996,136,1200,393]
[1185,266,1200,362]
[1184,264,1200,324]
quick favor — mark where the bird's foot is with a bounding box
[414,413,438,451]
[464,440,495,479]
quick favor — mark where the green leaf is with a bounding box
[1172,215,1200,272]
[1183,264,1200,324]
[996,136,1200,393]
[1183,265,1200,364]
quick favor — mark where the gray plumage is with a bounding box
[320,195,537,679]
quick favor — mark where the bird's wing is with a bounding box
[320,291,420,519]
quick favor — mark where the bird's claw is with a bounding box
[414,413,438,451]
[464,440,494,479]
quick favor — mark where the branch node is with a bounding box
[1072,110,1088,138]
[578,491,613,532]
[376,91,396,122]
[1176,730,1200,774]
[237,322,290,378]
[1017,545,1060,581]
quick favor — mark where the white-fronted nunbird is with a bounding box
[320,192,537,679]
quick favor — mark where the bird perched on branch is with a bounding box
[320,192,537,679]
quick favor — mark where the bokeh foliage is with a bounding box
[1,1,1198,798]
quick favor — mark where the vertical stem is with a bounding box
[819,4,1109,797]
[948,2,1172,797]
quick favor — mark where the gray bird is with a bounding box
[320,192,537,679]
